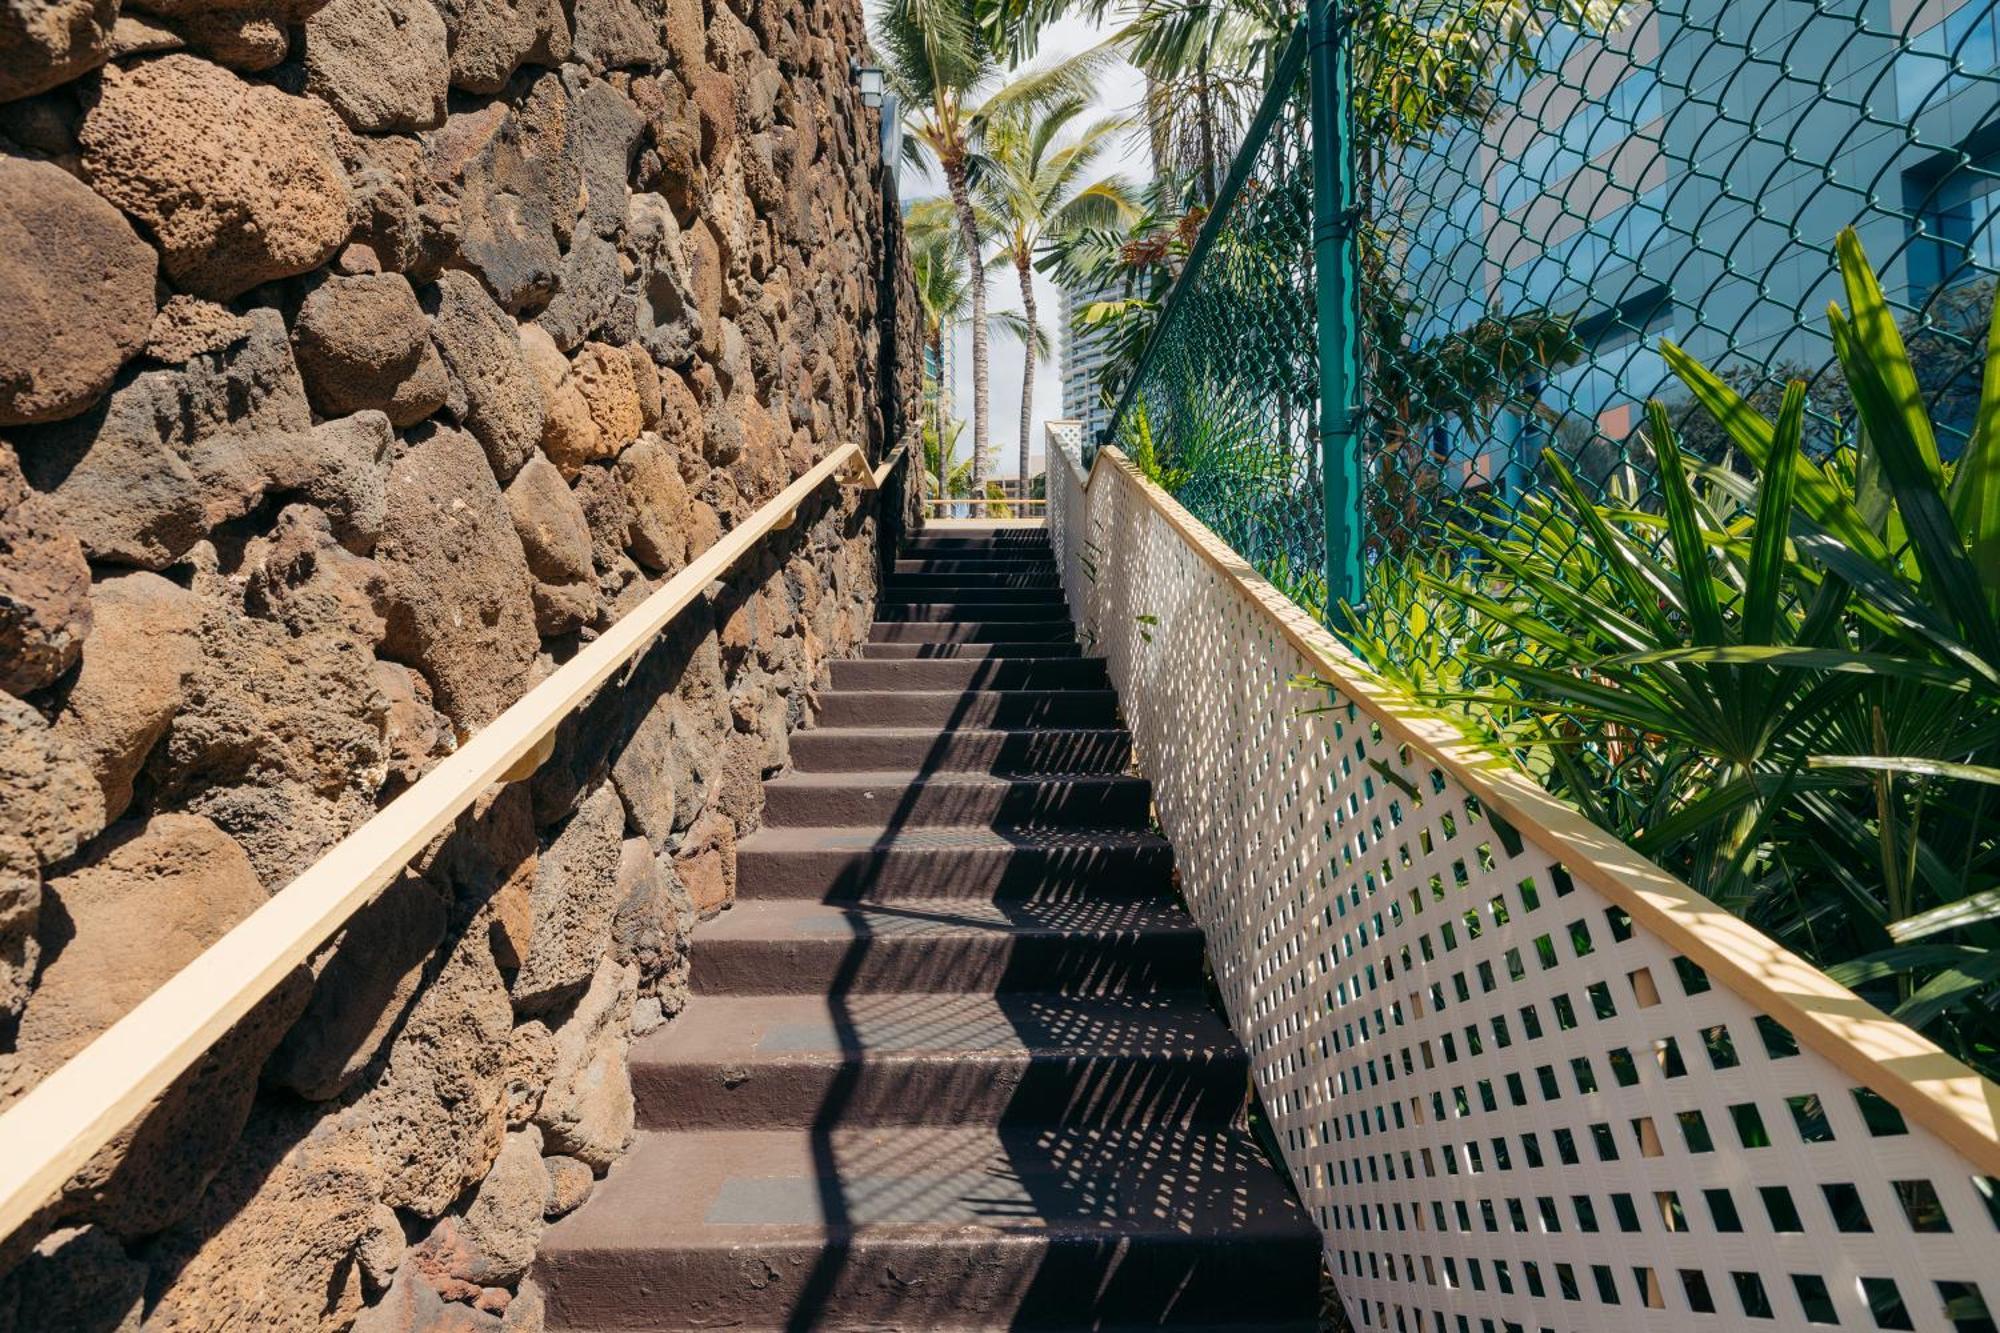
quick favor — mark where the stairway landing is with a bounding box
[536,525,1322,1331]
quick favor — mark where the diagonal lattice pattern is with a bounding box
[1050,444,2000,1333]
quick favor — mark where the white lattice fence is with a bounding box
[1048,445,2000,1333]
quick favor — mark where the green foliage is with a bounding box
[1366,231,2000,1072]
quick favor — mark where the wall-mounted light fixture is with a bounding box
[851,58,885,109]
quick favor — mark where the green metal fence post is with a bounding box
[1308,0,1361,621]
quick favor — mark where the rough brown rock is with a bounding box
[511,780,622,1012]
[351,1269,501,1333]
[540,1155,592,1218]
[532,956,635,1170]
[422,96,561,313]
[503,453,597,636]
[265,873,448,1101]
[142,1103,384,1333]
[376,659,453,790]
[144,295,252,364]
[11,814,311,1239]
[300,411,396,554]
[412,1124,546,1288]
[517,324,605,474]
[152,522,391,885]
[674,805,736,918]
[10,307,313,569]
[0,836,37,1026]
[0,154,155,428]
[615,432,690,573]
[293,274,449,427]
[355,922,513,1217]
[0,1225,144,1333]
[376,426,539,732]
[16,814,264,1064]
[570,341,644,451]
[426,270,545,481]
[609,835,689,1005]
[430,0,544,94]
[499,1018,551,1128]
[0,0,114,101]
[569,0,658,69]
[0,441,92,697]
[0,692,104,869]
[52,570,201,823]
[78,55,352,299]
[304,0,450,131]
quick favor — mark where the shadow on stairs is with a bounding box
[536,524,1323,1331]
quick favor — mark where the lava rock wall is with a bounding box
[0,0,922,1322]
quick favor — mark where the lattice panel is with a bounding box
[1048,448,2000,1333]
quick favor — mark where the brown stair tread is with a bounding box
[738,824,1172,854]
[541,1123,1314,1243]
[695,895,1196,945]
[635,990,1239,1064]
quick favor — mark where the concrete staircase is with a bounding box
[537,526,1321,1331]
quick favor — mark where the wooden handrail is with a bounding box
[1053,441,2000,1175]
[0,442,904,1244]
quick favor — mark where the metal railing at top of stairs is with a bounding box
[1047,439,2000,1333]
[0,442,906,1247]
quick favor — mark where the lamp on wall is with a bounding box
[852,59,885,109]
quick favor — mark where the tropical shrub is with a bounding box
[1359,230,2000,1074]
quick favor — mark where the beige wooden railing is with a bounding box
[0,443,903,1245]
[1049,441,2000,1332]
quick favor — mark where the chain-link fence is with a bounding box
[1106,29,1334,610]
[1111,0,2000,665]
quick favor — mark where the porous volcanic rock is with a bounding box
[0,691,104,869]
[0,154,156,427]
[12,814,311,1238]
[265,872,448,1101]
[0,441,92,697]
[532,956,635,1169]
[411,1124,546,1288]
[516,324,605,474]
[144,295,252,364]
[502,453,597,636]
[10,307,313,570]
[304,0,450,131]
[0,835,39,1025]
[354,922,513,1217]
[293,274,450,426]
[510,781,622,1012]
[569,342,644,452]
[52,570,201,823]
[143,1102,385,1332]
[78,55,352,299]
[614,432,689,574]
[376,426,539,732]
[0,1225,145,1333]
[0,0,115,100]
[426,270,545,481]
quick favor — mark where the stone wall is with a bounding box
[0,0,921,1322]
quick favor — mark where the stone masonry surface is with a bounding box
[0,0,923,1322]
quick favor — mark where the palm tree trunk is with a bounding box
[944,157,989,487]
[1196,60,1219,208]
[1015,252,1038,492]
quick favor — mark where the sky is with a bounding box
[886,13,1153,476]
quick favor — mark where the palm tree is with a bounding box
[977,98,1138,483]
[906,198,972,492]
[875,0,1109,486]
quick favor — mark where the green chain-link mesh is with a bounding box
[1109,31,1333,610]
[1113,0,2000,666]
